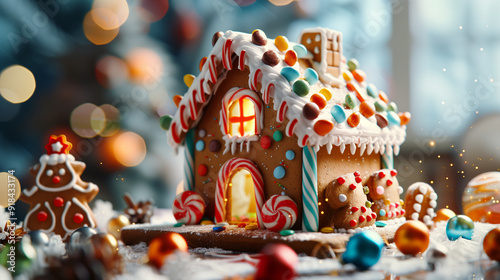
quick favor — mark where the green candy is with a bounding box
[374,100,387,112]
[280,229,295,236]
[293,80,309,97]
[173,222,184,227]
[345,93,356,109]
[273,131,283,141]
[159,115,173,130]
[363,186,370,195]
[347,58,359,71]
[387,102,398,113]
[365,201,372,208]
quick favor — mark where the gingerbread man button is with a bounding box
[20,135,99,241]
[367,169,405,222]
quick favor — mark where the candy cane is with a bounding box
[239,50,246,71]
[183,129,195,191]
[262,195,298,231]
[249,69,262,91]
[222,39,233,70]
[263,83,274,105]
[173,191,205,225]
[277,101,288,122]
[170,122,181,144]
[286,119,298,137]
[381,146,393,169]
[302,145,318,232]
[189,90,198,120]
[208,55,218,83]
[197,78,206,103]
[179,104,188,130]
[215,158,265,228]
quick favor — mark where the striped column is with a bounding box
[302,145,319,232]
[381,145,393,170]
[183,129,195,191]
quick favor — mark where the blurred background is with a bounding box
[0,0,499,216]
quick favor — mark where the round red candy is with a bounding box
[37,211,48,222]
[255,244,297,280]
[260,135,271,149]
[54,197,64,207]
[73,213,84,224]
[198,164,208,176]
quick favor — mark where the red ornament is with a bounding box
[378,172,386,178]
[386,180,393,186]
[148,232,188,269]
[349,219,357,227]
[391,170,398,176]
[198,164,208,176]
[54,197,64,207]
[355,177,362,183]
[73,213,84,224]
[260,135,271,149]
[349,184,357,190]
[255,244,297,280]
[337,177,346,185]
[37,211,48,222]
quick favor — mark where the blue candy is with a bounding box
[304,68,318,85]
[285,150,295,160]
[293,44,307,58]
[280,67,300,82]
[195,140,205,151]
[366,83,378,98]
[446,215,474,241]
[213,226,226,232]
[330,104,347,123]
[379,209,386,217]
[273,166,286,179]
[342,231,385,270]
[387,111,401,126]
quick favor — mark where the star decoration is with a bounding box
[45,135,72,155]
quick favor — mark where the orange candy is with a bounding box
[359,101,375,118]
[346,82,365,103]
[351,69,366,83]
[148,232,188,269]
[433,208,456,223]
[310,93,327,109]
[274,36,289,52]
[484,227,500,261]
[399,112,411,125]
[313,120,334,136]
[378,90,389,104]
[199,57,207,71]
[173,95,183,107]
[183,74,195,87]
[395,221,430,256]
[347,112,360,128]
[284,50,298,66]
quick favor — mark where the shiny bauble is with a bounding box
[27,230,49,247]
[255,243,298,280]
[462,172,500,223]
[433,208,456,223]
[446,215,474,241]
[0,237,36,276]
[84,233,119,264]
[342,230,385,270]
[107,215,131,240]
[68,226,97,255]
[148,232,188,269]
[395,221,430,255]
[483,227,500,261]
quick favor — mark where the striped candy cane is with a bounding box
[302,145,319,232]
[215,158,265,228]
[381,145,393,169]
[183,129,195,191]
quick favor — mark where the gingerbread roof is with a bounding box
[166,28,407,156]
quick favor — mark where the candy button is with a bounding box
[345,93,356,109]
[366,83,378,98]
[195,140,205,151]
[284,50,298,66]
[347,59,359,71]
[320,227,334,233]
[330,104,347,123]
[159,115,173,130]
[363,186,370,195]
[213,226,226,232]
[184,74,195,87]
[379,209,386,217]
[319,88,332,101]
[280,67,299,82]
[198,129,206,137]
[303,103,320,120]
[199,57,207,71]
[304,68,318,85]
[174,222,185,227]
[209,140,221,152]
[399,112,411,126]
[375,221,387,227]
[379,91,389,103]
[285,150,295,160]
[374,100,387,112]
[343,71,353,82]
[280,229,295,236]
[387,111,401,126]
[173,95,182,107]
[238,222,247,228]
[376,186,385,195]
[216,222,229,226]
[310,93,327,110]
[293,44,307,58]
[261,135,272,149]
[245,223,258,230]
[73,213,84,224]
[314,120,334,136]
[274,35,289,52]
[273,131,283,141]
[339,194,347,202]
[387,102,398,113]
[262,50,280,66]
[352,69,365,83]
[37,211,48,222]
[274,166,286,179]
[252,29,267,46]
[347,112,360,128]
[212,31,223,46]
[293,80,309,97]
[198,164,208,176]
[359,101,375,118]
[375,114,388,128]
[201,220,214,225]
[54,197,64,207]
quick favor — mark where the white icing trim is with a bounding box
[23,186,38,197]
[36,159,78,192]
[24,203,40,230]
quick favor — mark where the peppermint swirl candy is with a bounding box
[173,191,206,225]
[262,195,298,231]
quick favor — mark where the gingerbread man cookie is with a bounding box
[20,135,99,241]
[404,182,437,228]
[325,171,376,233]
[367,169,405,223]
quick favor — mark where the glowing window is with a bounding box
[228,97,257,136]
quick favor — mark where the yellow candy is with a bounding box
[183,74,195,87]
[245,223,258,230]
[319,88,332,101]
[342,71,353,82]
[320,227,334,233]
[201,220,215,225]
[274,35,289,52]
[384,199,391,205]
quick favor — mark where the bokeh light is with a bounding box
[0,65,36,104]
[0,172,21,208]
[176,11,201,43]
[99,104,121,137]
[138,0,169,22]
[269,0,294,6]
[95,55,128,88]
[83,10,119,45]
[70,103,105,138]
[92,0,129,30]
[112,131,147,167]
[125,48,163,85]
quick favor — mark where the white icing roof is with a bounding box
[166,30,406,156]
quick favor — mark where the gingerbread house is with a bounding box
[164,27,408,232]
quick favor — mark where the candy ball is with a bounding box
[27,230,49,247]
[342,230,385,270]
[148,232,188,269]
[255,243,298,280]
[463,172,500,223]
[107,214,131,240]
[446,215,474,241]
[395,221,430,255]
[483,227,500,261]
[433,208,456,223]
[69,226,97,254]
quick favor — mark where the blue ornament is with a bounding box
[69,226,97,254]
[280,67,300,82]
[285,150,295,160]
[387,111,400,126]
[195,140,205,151]
[27,230,49,247]
[293,44,307,58]
[446,215,474,241]
[342,230,385,270]
[330,104,347,123]
[273,166,286,179]
[304,68,318,85]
